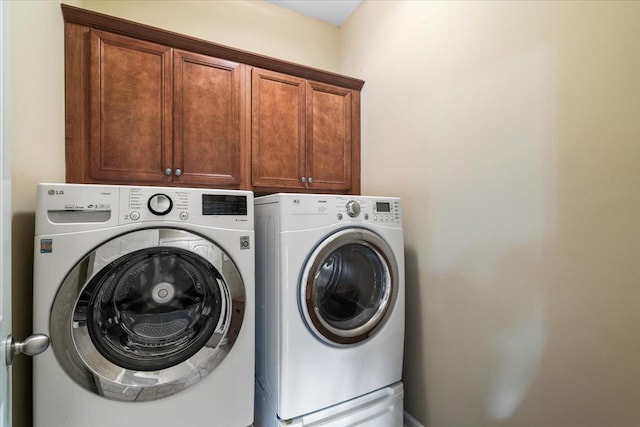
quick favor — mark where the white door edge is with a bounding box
[0,0,12,425]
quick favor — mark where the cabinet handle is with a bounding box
[174,168,183,177]
[308,177,313,184]
[164,168,172,176]
[301,176,306,183]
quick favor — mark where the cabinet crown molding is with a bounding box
[61,4,365,91]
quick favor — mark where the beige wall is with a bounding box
[83,0,341,73]
[7,1,640,427]
[341,1,640,426]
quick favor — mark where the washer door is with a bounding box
[50,228,245,401]
[300,228,398,345]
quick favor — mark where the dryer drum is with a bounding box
[315,244,386,329]
[49,228,246,402]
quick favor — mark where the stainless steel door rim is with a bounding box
[49,227,246,401]
[300,228,398,345]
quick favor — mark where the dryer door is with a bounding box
[49,228,245,401]
[300,228,399,345]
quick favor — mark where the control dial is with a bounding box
[148,193,173,216]
[346,200,361,218]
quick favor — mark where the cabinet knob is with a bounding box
[308,177,313,184]
[301,176,306,183]
[164,167,172,176]
[174,168,183,177]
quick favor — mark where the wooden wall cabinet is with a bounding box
[69,28,247,188]
[251,68,359,193]
[63,4,361,194]
[173,50,246,188]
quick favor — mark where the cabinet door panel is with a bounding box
[252,68,306,190]
[89,30,172,183]
[306,81,352,191]
[174,50,244,187]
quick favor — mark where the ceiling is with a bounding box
[265,0,363,26]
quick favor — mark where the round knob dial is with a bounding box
[148,193,173,216]
[346,200,361,218]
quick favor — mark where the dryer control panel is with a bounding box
[335,197,401,225]
[370,200,401,224]
[259,193,402,231]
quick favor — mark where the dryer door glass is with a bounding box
[50,228,246,402]
[301,228,398,345]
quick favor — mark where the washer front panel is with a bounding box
[300,228,398,345]
[50,227,245,401]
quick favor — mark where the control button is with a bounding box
[337,213,343,220]
[364,213,369,220]
[179,212,189,221]
[130,211,140,221]
[374,215,378,221]
[148,193,173,216]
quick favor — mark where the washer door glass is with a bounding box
[50,228,246,402]
[300,228,398,345]
[81,247,223,371]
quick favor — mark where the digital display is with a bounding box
[202,195,247,216]
[375,202,391,213]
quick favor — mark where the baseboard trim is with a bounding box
[403,411,424,427]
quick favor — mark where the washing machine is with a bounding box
[32,183,254,427]
[254,193,405,425]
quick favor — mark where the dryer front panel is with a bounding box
[300,228,399,345]
[49,227,246,401]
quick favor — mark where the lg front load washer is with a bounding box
[33,183,254,427]
[254,193,405,425]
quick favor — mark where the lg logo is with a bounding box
[48,189,64,196]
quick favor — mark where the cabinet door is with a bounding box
[173,50,245,187]
[89,30,173,184]
[251,68,306,190]
[306,81,353,191]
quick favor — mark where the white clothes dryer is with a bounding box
[254,193,405,424]
[33,183,254,427]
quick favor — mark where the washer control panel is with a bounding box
[35,183,254,233]
[124,188,189,223]
[120,186,252,228]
